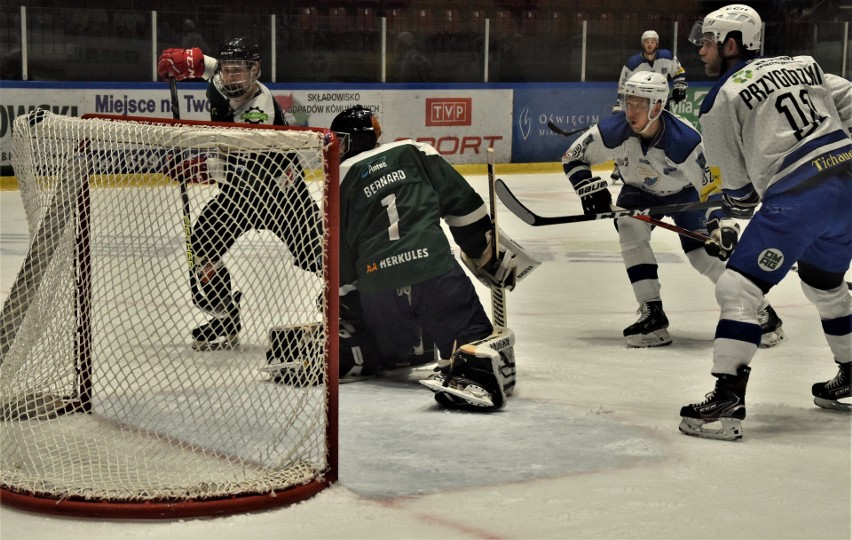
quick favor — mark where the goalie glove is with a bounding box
[158,47,205,81]
[704,217,740,261]
[574,176,612,215]
[461,229,540,291]
[671,81,688,103]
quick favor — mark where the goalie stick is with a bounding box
[495,178,722,226]
[487,147,507,327]
[547,121,592,138]
[168,77,195,272]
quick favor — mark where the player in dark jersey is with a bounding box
[158,37,322,350]
[331,105,536,409]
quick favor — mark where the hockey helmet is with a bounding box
[641,30,659,43]
[214,36,261,99]
[621,72,668,125]
[689,4,762,51]
[330,105,382,161]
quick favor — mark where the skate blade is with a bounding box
[814,396,852,411]
[419,378,495,408]
[192,334,239,351]
[759,328,785,349]
[678,417,743,441]
[626,329,672,348]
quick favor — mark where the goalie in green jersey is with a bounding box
[330,105,538,409]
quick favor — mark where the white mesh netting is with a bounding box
[1,111,336,510]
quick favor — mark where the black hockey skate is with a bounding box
[758,304,785,349]
[679,366,751,441]
[610,164,622,185]
[812,361,851,411]
[191,292,241,351]
[623,301,672,348]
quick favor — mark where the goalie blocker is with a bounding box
[420,327,516,410]
[460,228,540,291]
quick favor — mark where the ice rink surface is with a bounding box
[1,170,850,539]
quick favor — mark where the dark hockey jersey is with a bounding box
[339,140,491,294]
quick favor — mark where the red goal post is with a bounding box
[0,111,340,518]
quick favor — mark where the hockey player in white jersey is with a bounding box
[562,71,784,349]
[610,30,689,183]
[680,4,852,441]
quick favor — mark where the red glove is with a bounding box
[157,48,205,81]
[168,155,211,185]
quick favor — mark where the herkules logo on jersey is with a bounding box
[240,107,268,124]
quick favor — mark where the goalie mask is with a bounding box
[214,36,261,99]
[689,4,762,52]
[330,105,382,162]
[621,72,668,129]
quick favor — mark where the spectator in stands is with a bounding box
[180,19,210,52]
[395,31,432,82]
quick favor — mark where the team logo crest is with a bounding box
[757,248,784,272]
[240,107,268,124]
[733,70,754,84]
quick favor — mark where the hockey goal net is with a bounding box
[0,110,339,518]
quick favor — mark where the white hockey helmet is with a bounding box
[641,30,659,43]
[621,72,668,127]
[689,4,762,51]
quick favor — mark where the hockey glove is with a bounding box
[671,81,688,103]
[168,154,211,184]
[704,217,740,261]
[158,47,205,81]
[721,189,760,219]
[575,176,612,215]
[461,229,540,291]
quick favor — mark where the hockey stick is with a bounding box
[168,77,195,271]
[631,215,708,242]
[547,121,591,138]
[487,148,507,327]
[495,178,722,226]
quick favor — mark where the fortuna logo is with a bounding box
[757,248,784,272]
[733,69,754,84]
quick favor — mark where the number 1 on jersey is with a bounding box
[381,193,400,241]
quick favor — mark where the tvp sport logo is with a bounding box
[425,98,472,126]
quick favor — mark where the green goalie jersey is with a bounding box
[339,139,491,294]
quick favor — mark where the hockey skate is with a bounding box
[812,361,851,411]
[191,292,241,351]
[623,301,672,348]
[679,366,750,441]
[610,164,622,185]
[758,304,785,348]
[419,328,516,411]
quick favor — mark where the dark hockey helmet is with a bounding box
[214,36,261,98]
[218,36,261,62]
[330,105,382,161]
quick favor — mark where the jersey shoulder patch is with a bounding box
[598,114,633,149]
[625,52,646,70]
[659,112,702,163]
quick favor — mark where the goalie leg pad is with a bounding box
[420,327,516,410]
[261,323,325,386]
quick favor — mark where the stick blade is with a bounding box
[494,179,537,226]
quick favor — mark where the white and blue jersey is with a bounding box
[617,49,686,99]
[563,109,712,197]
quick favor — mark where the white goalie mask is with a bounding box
[689,4,762,52]
[621,72,668,126]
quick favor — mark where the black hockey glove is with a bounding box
[574,176,612,215]
[704,217,740,261]
[671,81,688,103]
[721,189,760,219]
